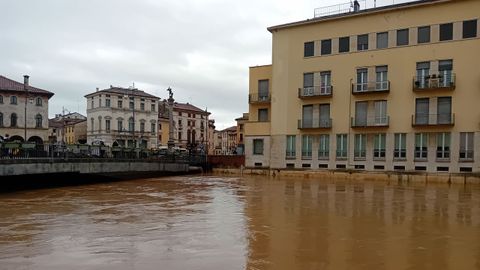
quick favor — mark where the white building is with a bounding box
[0,75,54,144]
[85,86,160,148]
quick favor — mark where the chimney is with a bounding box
[96,87,99,92]
[23,75,29,87]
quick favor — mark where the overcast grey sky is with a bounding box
[0,0,414,130]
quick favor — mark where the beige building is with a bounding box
[85,86,160,148]
[245,0,480,173]
[158,101,211,151]
[48,112,87,144]
[235,113,249,155]
[207,119,216,155]
[0,75,54,144]
[218,126,238,155]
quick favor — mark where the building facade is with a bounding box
[158,101,211,151]
[0,75,54,144]
[48,112,87,144]
[235,113,249,155]
[85,86,160,148]
[245,0,480,173]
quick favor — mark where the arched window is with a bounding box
[0,112,3,127]
[35,114,42,128]
[36,97,42,106]
[128,117,134,132]
[10,96,17,105]
[10,113,17,127]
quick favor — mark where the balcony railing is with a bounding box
[351,116,389,128]
[298,118,332,129]
[413,74,456,91]
[298,86,333,98]
[249,93,271,104]
[412,114,455,126]
[352,81,390,94]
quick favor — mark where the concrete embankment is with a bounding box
[212,168,480,184]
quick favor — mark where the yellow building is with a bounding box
[235,113,249,155]
[245,0,480,173]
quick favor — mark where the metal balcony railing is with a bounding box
[298,118,332,129]
[249,93,271,104]
[298,86,333,98]
[352,81,390,94]
[413,74,456,91]
[412,114,455,126]
[351,116,389,128]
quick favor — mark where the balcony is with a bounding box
[351,116,389,128]
[352,81,390,94]
[413,74,455,91]
[298,118,332,129]
[249,93,271,104]
[412,114,455,127]
[298,86,333,99]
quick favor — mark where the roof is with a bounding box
[159,100,210,115]
[0,75,54,98]
[268,0,446,32]
[49,118,86,128]
[84,86,160,99]
[221,126,237,132]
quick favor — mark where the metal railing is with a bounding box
[298,118,332,129]
[412,114,455,126]
[249,93,271,104]
[352,81,390,94]
[413,74,456,90]
[351,116,389,127]
[314,0,366,17]
[298,86,333,98]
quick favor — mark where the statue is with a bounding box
[167,87,173,100]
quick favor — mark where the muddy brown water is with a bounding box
[0,175,479,270]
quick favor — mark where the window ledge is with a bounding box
[414,158,428,162]
[459,159,474,163]
[393,158,407,162]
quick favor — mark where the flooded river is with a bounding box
[0,175,479,270]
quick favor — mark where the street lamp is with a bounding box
[23,75,29,142]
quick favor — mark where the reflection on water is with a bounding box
[0,176,480,269]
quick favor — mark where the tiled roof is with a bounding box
[221,126,237,132]
[173,102,210,115]
[0,75,54,98]
[84,86,160,99]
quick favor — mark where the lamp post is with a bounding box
[166,87,175,153]
[23,75,29,142]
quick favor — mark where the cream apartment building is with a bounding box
[85,86,160,148]
[0,75,54,144]
[245,0,480,173]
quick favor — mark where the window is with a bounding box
[10,96,17,105]
[253,139,264,155]
[319,104,330,127]
[258,108,268,122]
[304,41,314,57]
[118,120,123,131]
[105,119,111,132]
[375,66,388,90]
[90,118,94,132]
[118,100,123,108]
[303,73,314,95]
[336,134,348,159]
[99,99,102,107]
[357,34,368,50]
[459,132,474,160]
[151,104,156,112]
[140,122,145,133]
[151,123,156,134]
[394,133,407,159]
[416,62,430,88]
[0,112,3,127]
[439,59,453,87]
[35,114,42,128]
[318,134,329,159]
[10,113,17,127]
[376,32,388,49]
[355,101,368,126]
[105,99,111,107]
[128,117,134,132]
[302,105,313,128]
[415,133,428,160]
[436,132,450,160]
[129,101,134,110]
[396,29,409,46]
[286,135,296,159]
[91,98,94,109]
[0,95,3,103]
[356,68,368,92]
[374,133,386,159]
[463,19,477,38]
[374,100,388,125]
[418,26,431,43]
[320,71,331,94]
[140,103,145,111]
[321,39,332,55]
[339,36,350,53]
[36,97,42,106]
[258,80,269,100]
[415,98,429,125]
[354,134,366,159]
[302,135,313,159]
[98,116,102,131]
[437,97,452,124]
[440,23,453,41]
[178,132,182,140]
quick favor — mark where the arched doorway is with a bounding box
[8,135,24,142]
[28,136,44,145]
